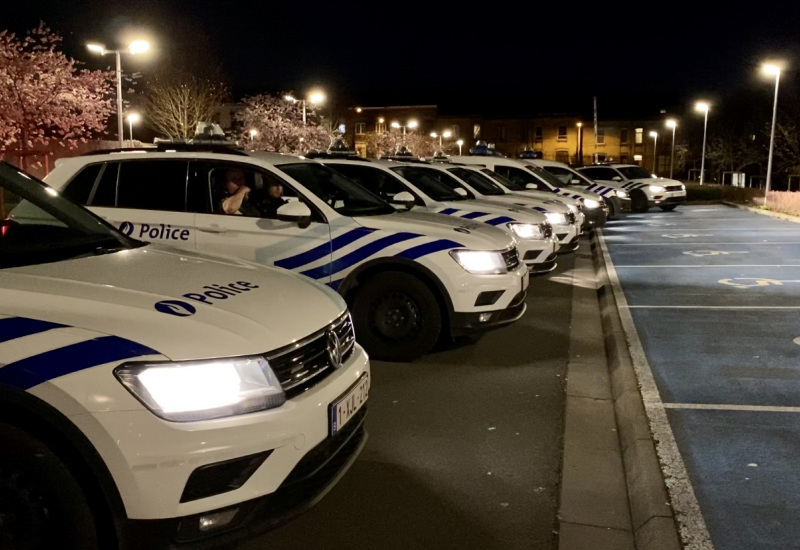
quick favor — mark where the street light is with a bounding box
[126,112,140,146]
[391,120,418,144]
[665,119,677,179]
[695,101,710,184]
[249,129,258,142]
[649,131,658,173]
[284,91,326,125]
[576,122,583,165]
[456,139,464,155]
[87,40,150,148]
[763,63,782,207]
[430,130,452,147]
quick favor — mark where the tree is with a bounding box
[0,23,114,163]
[363,129,449,158]
[236,93,332,154]
[141,66,229,139]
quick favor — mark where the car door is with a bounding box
[71,159,196,249]
[191,160,334,284]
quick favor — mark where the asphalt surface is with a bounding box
[599,204,800,550]
[241,246,579,549]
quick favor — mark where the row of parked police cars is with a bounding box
[0,136,686,549]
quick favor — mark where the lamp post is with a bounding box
[576,122,583,165]
[249,129,258,142]
[456,139,464,155]
[284,91,325,125]
[649,131,658,173]
[430,130,452,147]
[87,40,149,148]
[126,112,140,146]
[665,119,677,179]
[695,101,710,184]
[763,63,782,207]
[391,120,418,143]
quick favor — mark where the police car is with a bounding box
[43,145,529,362]
[575,163,687,213]
[426,159,584,252]
[311,153,560,274]
[445,148,609,229]
[0,161,369,548]
[521,157,631,219]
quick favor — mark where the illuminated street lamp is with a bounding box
[391,120,418,136]
[576,122,583,164]
[665,119,677,179]
[457,139,464,155]
[762,63,782,206]
[126,112,140,146]
[695,101,710,184]
[430,130,452,147]
[649,131,658,173]
[87,40,150,148]
[284,91,326,125]
[249,129,258,142]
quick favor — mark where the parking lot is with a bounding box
[600,205,800,550]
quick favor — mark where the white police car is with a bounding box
[576,164,687,213]
[0,161,369,548]
[446,151,609,229]
[522,158,631,219]
[44,146,529,362]
[314,155,560,275]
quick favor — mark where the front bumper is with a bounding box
[650,194,687,206]
[581,206,608,228]
[519,237,558,272]
[450,288,527,336]
[117,408,368,549]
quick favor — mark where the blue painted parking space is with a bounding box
[667,409,800,550]
[601,205,800,549]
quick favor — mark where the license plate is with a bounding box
[330,372,369,435]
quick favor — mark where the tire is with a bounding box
[0,422,102,550]
[607,198,618,219]
[351,271,442,362]
[659,204,677,211]
[631,190,649,213]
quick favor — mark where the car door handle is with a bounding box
[196,224,229,234]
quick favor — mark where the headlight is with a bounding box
[449,249,507,274]
[649,185,666,193]
[508,222,544,239]
[616,190,629,199]
[544,212,568,226]
[115,355,286,421]
[566,203,580,214]
[681,184,686,190]
[582,198,601,209]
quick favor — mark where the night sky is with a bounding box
[4,1,800,118]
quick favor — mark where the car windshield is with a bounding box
[388,166,466,201]
[618,166,656,179]
[544,165,594,186]
[446,167,506,196]
[479,169,526,191]
[0,162,141,269]
[276,162,396,216]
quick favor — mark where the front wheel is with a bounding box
[0,422,103,550]
[631,191,649,213]
[659,204,677,211]
[351,272,442,362]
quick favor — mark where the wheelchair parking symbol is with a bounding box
[663,234,713,239]
[684,250,748,257]
[719,278,800,289]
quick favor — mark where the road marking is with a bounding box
[599,232,714,550]
[719,278,800,288]
[614,264,800,268]
[794,337,800,346]
[627,305,800,309]
[663,234,714,238]
[683,250,748,257]
[664,403,800,413]
[607,242,800,246]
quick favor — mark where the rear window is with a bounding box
[116,160,188,211]
[62,163,102,205]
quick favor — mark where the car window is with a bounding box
[328,164,418,204]
[389,166,467,201]
[496,166,546,190]
[618,166,654,179]
[1,162,141,269]
[116,160,189,212]
[90,162,119,207]
[445,167,505,196]
[580,167,617,180]
[480,168,525,191]
[543,165,592,186]
[61,163,103,204]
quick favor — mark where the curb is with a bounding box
[720,200,800,224]
[589,233,683,550]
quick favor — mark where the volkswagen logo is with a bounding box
[326,329,343,369]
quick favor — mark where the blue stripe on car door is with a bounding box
[300,232,421,279]
[275,227,376,270]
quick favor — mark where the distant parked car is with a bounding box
[576,164,686,213]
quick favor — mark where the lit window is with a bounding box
[355,123,365,135]
[633,154,642,161]
[635,128,643,144]
[474,124,481,139]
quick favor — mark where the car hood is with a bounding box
[478,193,571,213]
[353,209,515,251]
[428,199,548,224]
[0,244,347,361]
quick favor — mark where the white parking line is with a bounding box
[664,403,800,413]
[627,305,800,309]
[599,233,715,550]
[614,264,800,268]
[608,242,800,246]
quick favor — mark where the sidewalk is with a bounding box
[557,232,682,550]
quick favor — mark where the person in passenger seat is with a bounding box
[219,168,262,216]
[259,180,288,218]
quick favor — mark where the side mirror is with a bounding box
[454,187,468,197]
[277,201,312,228]
[612,176,623,182]
[570,178,581,184]
[391,191,416,211]
[525,183,537,190]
